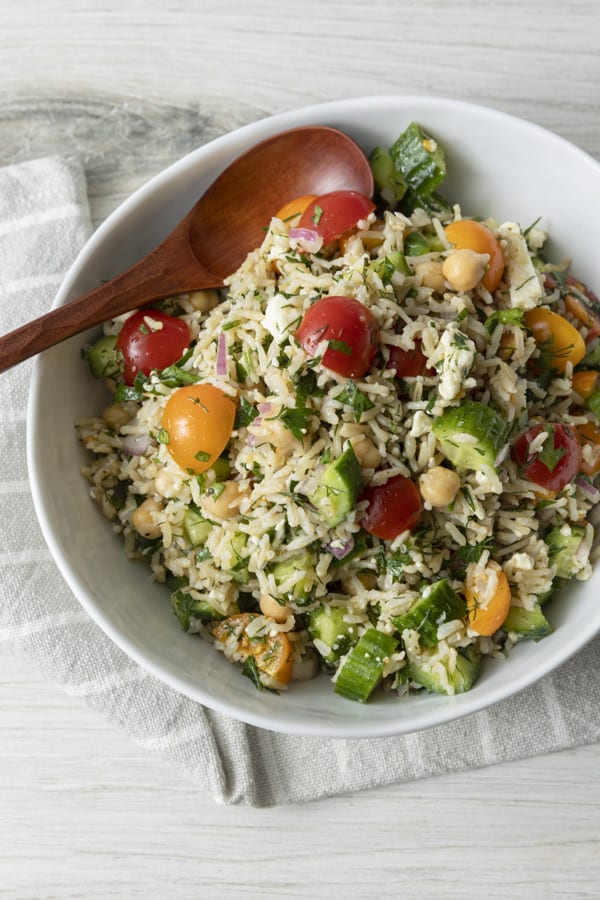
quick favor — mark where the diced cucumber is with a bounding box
[334,628,399,703]
[371,251,410,284]
[210,455,230,480]
[406,645,481,695]
[432,401,507,471]
[503,604,553,641]
[403,232,431,256]
[311,442,362,527]
[271,549,315,604]
[392,579,466,649]
[582,339,600,370]
[389,122,447,198]
[545,524,588,579]
[171,589,228,630]
[183,507,213,546]
[85,334,122,379]
[223,531,249,582]
[586,389,600,423]
[308,605,357,663]
[369,145,408,205]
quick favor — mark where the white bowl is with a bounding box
[28,95,600,737]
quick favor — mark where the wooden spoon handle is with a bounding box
[0,230,221,373]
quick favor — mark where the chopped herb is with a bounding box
[336,381,375,422]
[194,449,211,462]
[242,656,280,694]
[157,428,170,444]
[485,308,525,333]
[234,396,259,429]
[328,339,352,355]
[196,548,212,563]
[537,426,566,472]
[293,367,324,405]
[312,205,324,226]
[275,406,314,441]
[221,319,241,331]
[523,216,542,237]
[449,537,496,579]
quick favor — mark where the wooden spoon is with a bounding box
[0,125,374,372]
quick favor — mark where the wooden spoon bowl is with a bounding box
[0,126,373,372]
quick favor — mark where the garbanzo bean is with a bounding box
[442,249,489,292]
[419,466,461,508]
[131,497,163,539]
[259,594,293,623]
[201,481,248,519]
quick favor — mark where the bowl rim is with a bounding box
[27,94,600,737]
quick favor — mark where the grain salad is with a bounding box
[77,123,600,702]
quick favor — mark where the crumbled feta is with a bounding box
[497,221,542,309]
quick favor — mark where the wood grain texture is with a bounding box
[1,1,599,897]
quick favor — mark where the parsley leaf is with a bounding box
[485,308,525,334]
[537,426,566,473]
[336,381,375,422]
[234,396,259,429]
[328,339,352,355]
[275,406,314,441]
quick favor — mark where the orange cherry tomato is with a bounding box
[577,420,600,476]
[213,613,293,685]
[572,370,599,399]
[524,307,586,372]
[161,384,236,475]
[465,561,511,636]
[275,194,317,228]
[445,219,505,292]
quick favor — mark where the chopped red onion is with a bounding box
[257,402,273,416]
[122,433,153,456]
[289,227,323,254]
[575,476,600,503]
[216,332,227,376]
[325,536,355,560]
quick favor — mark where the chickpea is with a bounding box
[419,466,461,508]
[200,480,248,519]
[259,593,293,623]
[349,434,382,469]
[187,289,219,313]
[414,259,447,294]
[131,497,163,539]
[154,469,183,499]
[442,249,489,292]
[102,401,137,431]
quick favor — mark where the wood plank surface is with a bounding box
[1,1,599,897]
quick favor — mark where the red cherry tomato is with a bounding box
[295,295,380,378]
[386,339,430,377]
[297,191,375,246]
[512,423,582,492]
[359,474,422,540]
[116,309,190,385]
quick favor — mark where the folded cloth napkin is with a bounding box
[1,156,600,808]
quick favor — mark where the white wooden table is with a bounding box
[1,2,599,897]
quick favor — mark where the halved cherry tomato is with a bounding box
[386,339,430,377]
[572,370,599,400]
[512,422,582,492]
[524,307,586,373]
[359,474,422,540]
[465,561,511,636]
[161,384,236,475]
[444,219,504,292]
[297,191,375,246]
[577,421,600,476]
[565,291,600,343]
[295,295,380,378]
[116,309,190,385]
[213,613,293,685]
[275,194,317,228]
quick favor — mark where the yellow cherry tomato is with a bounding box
[465,561,511,636]
[572,369,599,399]
[444,219,505,292]
[213,613,293,685]
[161,384,236,475]
[275,194,318,228]
[524,307,586,372]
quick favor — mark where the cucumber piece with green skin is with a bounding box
[86,334,122,379]
[334,628,399,703]
[224,531,249,582]
[371,251,410,284]
[403,232,431,256]
[171,589,228,630]
[183,507,213,546]
[311,442,362,527]
[271,549,315,604]
[545,524,588,578]
[432,401,507,471]
[503,604,553,641]
[406,645,481,695]
[586,388,600,423]
[308,605,357,663]
[369,145,408,205]
[389,122,446,198]
[392,579,466,649]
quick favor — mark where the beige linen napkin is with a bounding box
[1,155,599,807]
